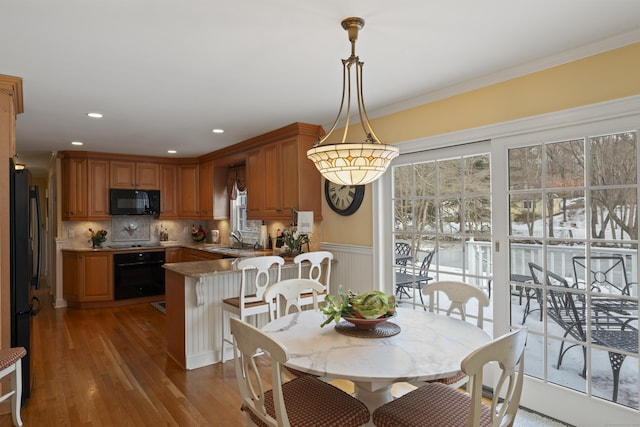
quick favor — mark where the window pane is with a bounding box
[438,159,462,195]
[509,146,542,190]
[590,132,637,186]
[464,196,491,235]
[590,189,637,241]
[394,165,413,198]
[439,197,461,236]
[547,190,585,240]
[545,139,584,188]
[464,154,491,194]
[510,194,543,237]
[414,163,436,197]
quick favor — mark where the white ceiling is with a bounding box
[4,1,640,176]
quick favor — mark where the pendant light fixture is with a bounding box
[307,17,399,186]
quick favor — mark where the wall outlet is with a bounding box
[68,229,75,238]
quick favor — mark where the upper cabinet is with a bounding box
[61,156,89,219]
[159,164,178,218]
[245,123,324,221]
[110,160,159,189]
[57,122,323,222]
[198,160,214,218]
[177,163,200,218]
[60,154,111,220]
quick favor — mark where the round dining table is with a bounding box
[261,307,491,412]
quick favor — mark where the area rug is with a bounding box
[150,301,166,314]
[515,408,571,427]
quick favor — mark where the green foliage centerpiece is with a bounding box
[89,228,107,248]
[320,287,396,329]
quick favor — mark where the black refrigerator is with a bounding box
[9,158,41,405]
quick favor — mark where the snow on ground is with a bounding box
[396,281,639,410]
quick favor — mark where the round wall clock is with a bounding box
[324,180,365,216]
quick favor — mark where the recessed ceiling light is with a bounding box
[87,112,103,118]
[167,150,177,154]
[212,129,224,134]
[71,141,84,146]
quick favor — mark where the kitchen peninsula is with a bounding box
[163,255,304,370]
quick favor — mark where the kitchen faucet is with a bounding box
[230,230,243,248]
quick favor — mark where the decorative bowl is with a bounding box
[342,312,396,330]
[192,233,206,242]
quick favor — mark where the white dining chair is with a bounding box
[0,347,27,426]
[373,328,528,427]
[392,281,491,397]
[423,281,490,329]
[293,251,333,308]
[263,278,325,321]
[220,256,284,363]
[229,317,370,426]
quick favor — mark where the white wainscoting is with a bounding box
[319,243,374,295]
[182,264,302,369]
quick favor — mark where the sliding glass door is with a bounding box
[376,102,640,425]
[505,131,638,409]
[390,142,493,328]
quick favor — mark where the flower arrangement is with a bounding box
[89,228,108,248]
[191,224,206,242]
[282,228,309,254]
[320,287,396,327]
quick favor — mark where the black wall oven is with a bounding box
[113,251,165,300]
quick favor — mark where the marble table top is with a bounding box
[262,307,491,384]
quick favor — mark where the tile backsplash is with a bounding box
[62,218,217,248]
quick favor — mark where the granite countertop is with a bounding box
[61,242,282,256]
[163,256,298,278]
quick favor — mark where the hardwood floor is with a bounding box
[0,287,254,426]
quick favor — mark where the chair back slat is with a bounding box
[263,278,325,320]
[294,251,333,291]
[238,256,284,304]
[230,318,288,427]
[462,328,528,427]
[422,280,489,328]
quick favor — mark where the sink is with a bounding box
[203,246,244,255]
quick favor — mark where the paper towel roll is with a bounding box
[260,225,268,248]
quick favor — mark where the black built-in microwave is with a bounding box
[109,189,160,215]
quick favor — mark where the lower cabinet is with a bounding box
[165,247,183,263]
[63,251,113,303]
[182,248,225,261]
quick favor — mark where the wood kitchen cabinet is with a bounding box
[182,248,225,261]
[61,157,88,219]
[177,163,200,218]
[87,158,110,218]
[110,160,159,189]
[159,164,178,218]
[61,154,110,220]
[62,251,113,303]
[245,123,323,221]
[198,160,214,218]
[164,247,183,263]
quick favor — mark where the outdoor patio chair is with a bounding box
[229,318,370,426]
[529,262,639,402]
[394,242,412,273]
[395,249,436,307]
[572,255,637,295]
[372,328,528,427]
